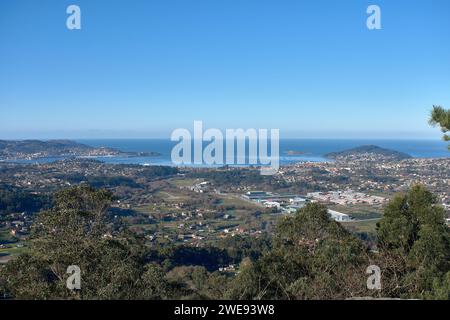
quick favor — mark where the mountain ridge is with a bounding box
[325,145,412,160]
[0,139,160,160]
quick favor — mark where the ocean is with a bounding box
[65,139,450,167]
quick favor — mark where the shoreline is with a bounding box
[2,155,450,168]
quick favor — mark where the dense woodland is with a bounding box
[0,184,448,300]
[0,186,51,215]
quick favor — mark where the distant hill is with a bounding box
[0,140,98,154]
[325,145,412,161]
[0,140,160,160]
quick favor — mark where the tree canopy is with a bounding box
[0,185,168,299]
[429,105,450,149]
[376,185,450,299]
[1,184,449,300]
[226,203,370,299]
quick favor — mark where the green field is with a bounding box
[329,203,383,220]
[0,229,14,242]
[169,177,204,187]
[342,219,379,234]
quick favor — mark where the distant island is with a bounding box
[0,140,161,161]
[325,145,412,161]
[285,150,306,156]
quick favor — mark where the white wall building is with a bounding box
[263,201,281,208]
[328,209,352,222]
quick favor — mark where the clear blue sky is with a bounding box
[1,0,450,139]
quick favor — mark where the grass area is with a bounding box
[329,204,383,220]
[134,204,158,213]
[0,243,28,256]
[0,228,27,262]
[367,191,394,199]
[154,190,192,202]
[169,178,204,187]
[342,219,379,234]
[0,229,14,242]
[124,187,277,245]
[218,195,262,210]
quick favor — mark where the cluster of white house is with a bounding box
[307,190,388,206]
[242,191,352,222]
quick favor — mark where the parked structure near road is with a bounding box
[242,191,311,214]
[263,201,281,209]
[242,190,354,222]
[242,191,299,201]
[328,209,352,222]
[290,197,307,208]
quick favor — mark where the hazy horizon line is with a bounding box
[0,137,445,141]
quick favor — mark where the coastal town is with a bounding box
[0,140,158,161]
[1,147,449,264]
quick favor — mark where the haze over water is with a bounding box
[69,139,450,167]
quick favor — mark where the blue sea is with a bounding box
[66,139,450,167]
[6,139,448,166]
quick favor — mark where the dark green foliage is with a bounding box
[429,105,450,149]
[0,185,162,299]
[1,184,448,300]
[165,266,229,299]
[54,175,141,188]
[151,245,233,272]
[136,264,171,299]
[140,166,179,179]
[53,166,178,188]
[216,235,271,262]
[0,186,51,215]
[226,203,370,299]
[431,271,450,300]
[376,185,450,299]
